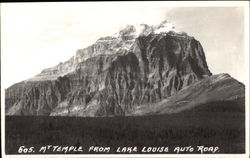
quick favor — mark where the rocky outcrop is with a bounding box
[133,73,245,115]
[5,22,244,116]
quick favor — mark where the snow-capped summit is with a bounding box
[154,20,176,34]
[117,20,177,38]
[28,21,187,82]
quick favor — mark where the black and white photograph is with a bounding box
[1,1,249,157]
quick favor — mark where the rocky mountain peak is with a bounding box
[28,21,187,82]
[5,20,243,117]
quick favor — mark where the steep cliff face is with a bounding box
[5,22,243,116]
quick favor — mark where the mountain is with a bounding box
[5,21,244,116]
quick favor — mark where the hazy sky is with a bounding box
[1,2,249,88]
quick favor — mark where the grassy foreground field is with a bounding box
[5,101,245,154]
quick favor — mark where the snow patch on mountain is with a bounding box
[28,20,186,82]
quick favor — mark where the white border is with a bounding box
[1,1,249,158]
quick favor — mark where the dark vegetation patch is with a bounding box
[5,100,245,154]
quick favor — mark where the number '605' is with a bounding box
[18,146,34,153]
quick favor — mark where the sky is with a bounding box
[1,2,249,88]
